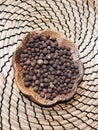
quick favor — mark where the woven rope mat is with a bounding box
[0,0,98,130]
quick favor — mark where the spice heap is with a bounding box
[19,34,79,100]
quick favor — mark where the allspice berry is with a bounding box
[37,59,43,65]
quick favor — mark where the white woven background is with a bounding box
[0,0,98,130]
